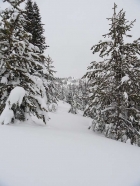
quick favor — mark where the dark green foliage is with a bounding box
[0,0,48,124]
[84,3,140,146]
[24,0,34,41]
[32,2,48,53]
[24,0,48,53]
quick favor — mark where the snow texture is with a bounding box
[0,87,26,125]
[0,101,140,186]
[1,77,7,84]
[7,86,26,108]
[0,105,14,125]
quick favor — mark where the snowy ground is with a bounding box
[0,101,140,186]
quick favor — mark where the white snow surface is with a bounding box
[0,101,140,186]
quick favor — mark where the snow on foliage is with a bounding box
[1,77,7,84]
[7,87,26,108]
[0,106,14,125]
[84,4,140,146]
[123,92,128,100]
[48,103,58,112]
[0,0,53,125]
[121,75,129,84]
[0,87,25,125]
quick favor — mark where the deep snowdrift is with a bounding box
[0,101,140,186]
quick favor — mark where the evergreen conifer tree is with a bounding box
[68,100,78,114]
[32,2,47,53]
[43,55,58,105]
[24,0,48,53]
[0,0,48,125]
[24,0,34,42]
[84,4,140,145]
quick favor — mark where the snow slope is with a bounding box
[0,101,140,186]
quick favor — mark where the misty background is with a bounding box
[0,0,140,78]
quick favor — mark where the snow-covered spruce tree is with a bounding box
[24,0,48,53]
[84,4,140,145]
[43,55,58,105]
[66,92,73,104]
[67,92,79,114]
[32,2,47,53]
[77,79,88,111]
[68,100,78,114]
[24,0,34,42]
[55,79,64,100]
[59,84,66,101]
[0,0,48,125]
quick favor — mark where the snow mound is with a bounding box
[0,105,14,125]
[7,86,26,108]
[0,86,26,125]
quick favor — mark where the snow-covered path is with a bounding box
[0,101,140,186]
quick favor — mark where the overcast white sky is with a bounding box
[0,0,140,78]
